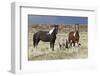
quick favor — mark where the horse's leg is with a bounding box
[35,39,40,48]
[33,34,37,51]
[65,39,68,48]
[69,40,72,47]
[33,34,36,48]
[76,41,79,47]
[33,33,38,48]
[50,41,54,51]
[68,38,72,47]
[52,40,55,51]
[52,43,54,51]
[73,41,75,46]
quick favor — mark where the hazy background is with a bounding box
[28,15,88,25]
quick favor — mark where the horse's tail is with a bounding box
[33,33,36,48]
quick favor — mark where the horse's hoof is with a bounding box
[79,43,81,46]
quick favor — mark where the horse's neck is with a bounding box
[73,32,76,36]
[75,31,79,36]
[48,28,55,35]
[73,31,79,36]
[76,31,79,35]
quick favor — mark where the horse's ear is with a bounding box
[75,24,79,31]
[52,24,58,28]
[77,24,79,31]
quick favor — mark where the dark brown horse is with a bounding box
[68,24,80,47]
[33,24,58,51]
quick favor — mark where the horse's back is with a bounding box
[34,31,51,42]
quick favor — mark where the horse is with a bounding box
[58,38,68,49]
[33,24,58,51]
[68,24,80,47]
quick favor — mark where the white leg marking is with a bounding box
[70,40,72,43]
[72,43,74,47]
[75,43,78,46]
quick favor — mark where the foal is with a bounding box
[58,39,68,49]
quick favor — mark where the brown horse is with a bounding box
[68,24,80,47]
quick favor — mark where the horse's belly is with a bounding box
[41,39,50,42]
[40,36,51,42]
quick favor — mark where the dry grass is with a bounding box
[28,25,88,61]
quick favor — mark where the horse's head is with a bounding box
[74,24,79,36]
[53,24,59,34]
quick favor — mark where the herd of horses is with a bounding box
[33,24,80,51]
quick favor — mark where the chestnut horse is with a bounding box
[68,24,80,47]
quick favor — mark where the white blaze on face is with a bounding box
[73,32,76,37]
[49,28,55,35]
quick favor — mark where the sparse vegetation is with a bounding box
[28,24,88,60]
